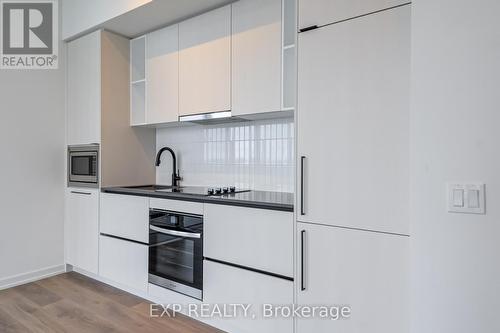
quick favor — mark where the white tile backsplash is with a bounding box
[156,117,295,192]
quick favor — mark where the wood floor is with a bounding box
[0,272,224,333]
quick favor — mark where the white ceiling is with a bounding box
[101,0,236,39]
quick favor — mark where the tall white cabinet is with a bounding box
[298,0,408,29]
[66,30,155,274]
[296,223,408,333]
[296,2,411,332]
[297,5,410,235]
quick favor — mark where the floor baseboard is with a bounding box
[0,264,66,290]
[70,266,152,301]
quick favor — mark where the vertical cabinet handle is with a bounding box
[301,230,306,291]
[300,156,306,215]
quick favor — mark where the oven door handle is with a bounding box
[150,225,201,239]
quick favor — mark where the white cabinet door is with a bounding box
[146,25,179,124]
[232,0,282,116]
[67,31,101,145]
[204,204,293,278]
[297,223,408,333]
[99,235,148,292]
[100,193,149,243]
[297,6,410,235]
[298,0,408,29]
[204,260,293,333]
[179,5,231,116]
[65,188,99,274]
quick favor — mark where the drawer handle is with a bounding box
[70,191,91,195]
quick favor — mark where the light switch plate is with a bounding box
[447,183,485,214]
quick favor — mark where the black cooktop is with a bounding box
[158,186,250,196]
[125,185,249,197]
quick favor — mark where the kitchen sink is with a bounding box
[124,185,181,191]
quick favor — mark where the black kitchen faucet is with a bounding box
[155,147,182,187]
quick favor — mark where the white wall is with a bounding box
[156,117,295,192]
[0,20,66,288]
[62,0,152,40]
[411,0,500,332]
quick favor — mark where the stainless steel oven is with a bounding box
[68,144,99,188]
[149,209,203,300]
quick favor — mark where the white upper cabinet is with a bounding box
[146,25,179,124]
[297,6,410,234]
[130,36,146,126]
[131,1,297,124]
[231,0,282,116]
[179,5,231,116]
[299,0,408,30]
[67,31,101,145]
[296,223,408,333]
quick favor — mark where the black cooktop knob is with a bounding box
[222,187,229,194]
[229,186,236,193]
[215,188,222,194]
[207,188,215,195]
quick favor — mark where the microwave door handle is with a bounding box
[150,225,201,239]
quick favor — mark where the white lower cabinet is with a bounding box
[204,204,293,278]
[65,188,99,274]
[203,260,293,333]
[100,193,149,243]
[99,235,148,293]
[296,222,409,333]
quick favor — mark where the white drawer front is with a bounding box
[204,260,293,333]
[204,204,293,278]
[150,198,203,215]
[100,193,149,243]
[99,235,148,292]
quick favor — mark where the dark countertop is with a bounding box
[101,185,294,212]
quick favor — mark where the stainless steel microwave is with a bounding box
[68,144,99,188]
